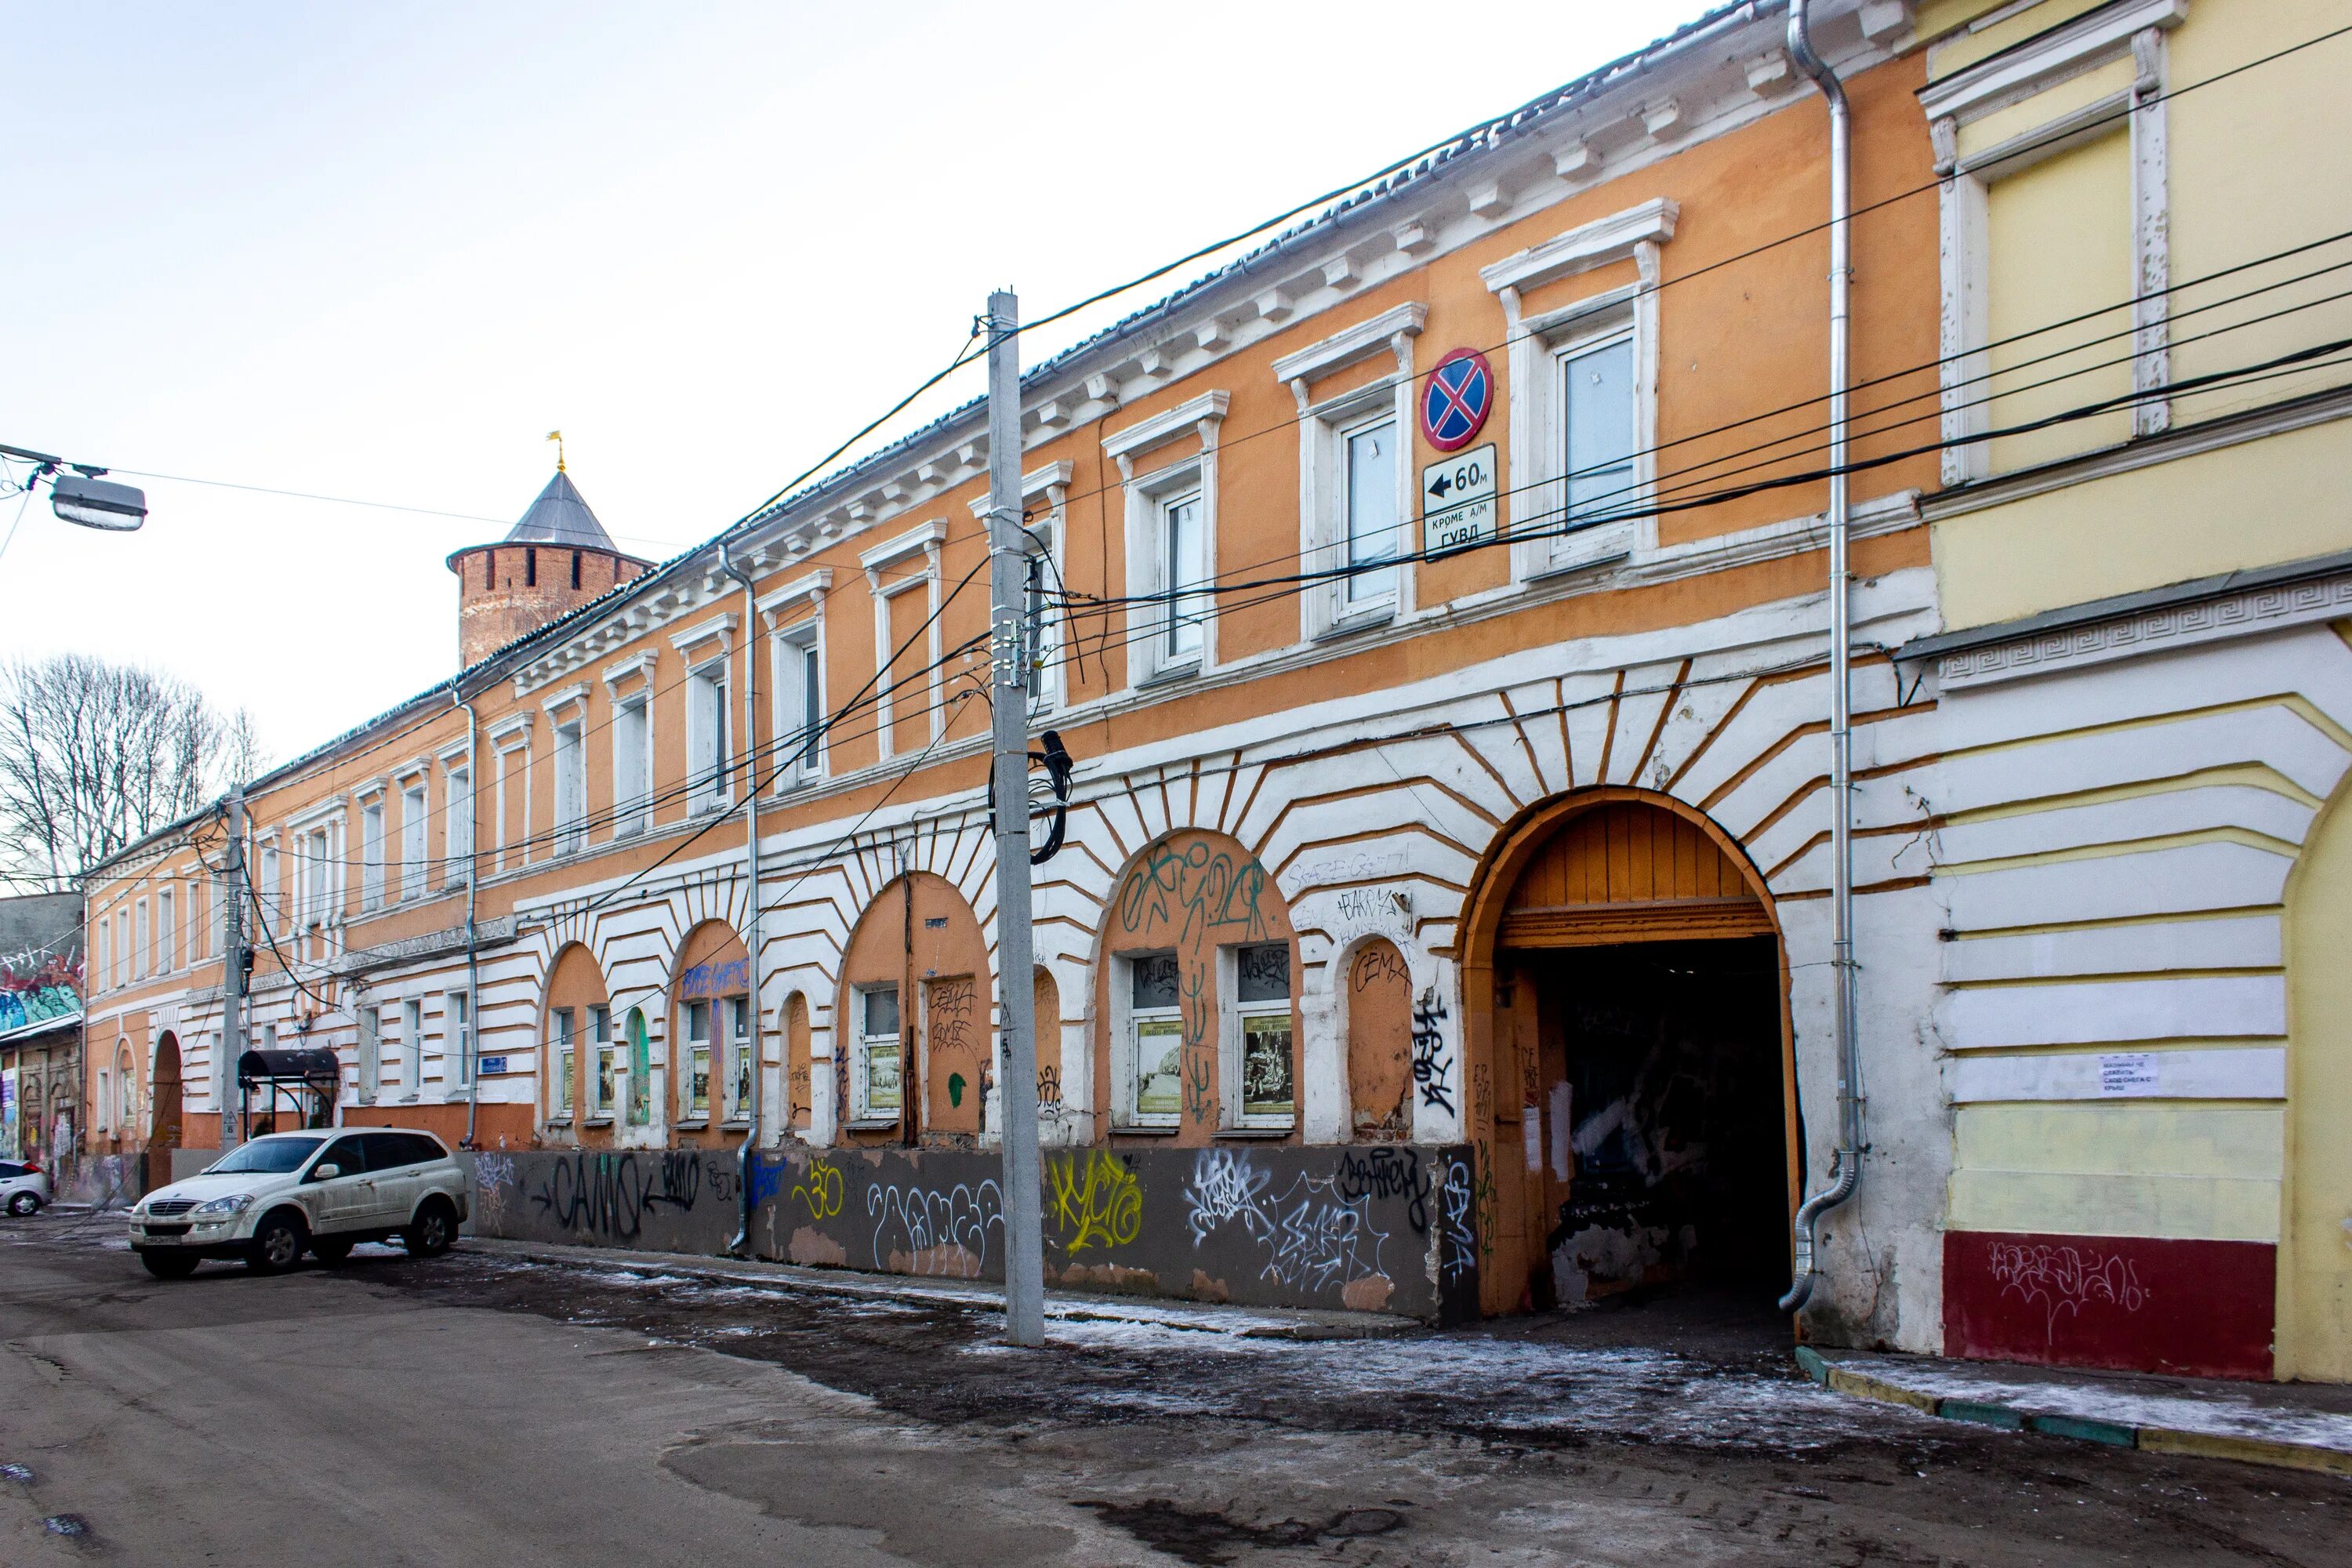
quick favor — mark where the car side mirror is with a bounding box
[310,1163,342,1181]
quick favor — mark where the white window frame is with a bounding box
[859,524,945,763]
[681,998,713,1123]
[757,572,832,790]
[1224,941,1297,1131]
[359,796,386,911]
[439,746,473,887]
[486,714,533,875]
[551,713,586,856]
[550,1005,575,1120]
[1111,950,1184,1133]
[848,982,902,1128]
[303,826,331,928]
[724,995,753,1124]
[95,914,110,993]
[1483,198,1675,583]
[400,997,423,1102]
[398,779,427,899]
[1107,392,1228,687]
[1924,0,2182,483]
[156,886,176,973]
[359,1005,381,1104]
[133,898,148,978]
[447,989,474,1091]
[1276,303,1424,640]
[967,463,1074,713]
[589,1004,614,1120]
[670,615,739,815]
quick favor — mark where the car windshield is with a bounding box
[204,1136,327,1175]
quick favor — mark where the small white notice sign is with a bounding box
[2097,1052,2160,1096]
[1421,443,1497,555]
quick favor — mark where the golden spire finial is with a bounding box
[546,430,565,473]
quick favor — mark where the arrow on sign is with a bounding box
[1428,472,1454,499]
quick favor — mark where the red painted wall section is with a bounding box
[1943,1229,2275,1381]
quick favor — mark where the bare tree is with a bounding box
[0,654,267,891]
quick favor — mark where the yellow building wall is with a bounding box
[2280,745,2352,1381]
[1935,412,2352,629]
[1950,1101,2283,1242]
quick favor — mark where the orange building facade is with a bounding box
[83,2,1960,1334]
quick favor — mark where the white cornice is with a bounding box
[965,462,1075,518]
[487,712,535,749]
[1918,0,2185,125]
[667,612,739,658]
[1103,390,1231,466]
[1479,198,1680,296]
[858,520,946,575]
[541,682,590,718]
[436,739,471,767]
[601,650,656,690]
[757,568,833,626]
[1269,303,1427,390]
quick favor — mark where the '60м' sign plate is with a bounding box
[1422,444,1497,556]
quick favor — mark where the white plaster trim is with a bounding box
[391,755,430,786]
[756,568,833,626]
[1918,0,2187,125]
[601,651,656,691]
[1933,569,2352,691]
[287,797,347,830]
[858,519,946,575]
[1269,303,1427,389]
[539,682,589,719]
[667,612,739,658]
[487,712,535,750]
[1102,390,1231,467]
[1479,198,1679,296]
[965,462,1074,518]
[435,739,471,767]
[1950,1045,2281,1103]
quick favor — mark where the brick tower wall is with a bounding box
[455,545,648,668]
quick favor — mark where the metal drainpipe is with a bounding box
[719,541,763,1256]
[454,680,483,1149]
[1780,0,1863,1316]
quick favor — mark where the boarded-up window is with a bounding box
[924,975,982,1135]
[786,993,812,1131]
[1346,939,1413,1140]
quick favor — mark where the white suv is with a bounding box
[2,1159,51,1215]
[129,1130,470,1279]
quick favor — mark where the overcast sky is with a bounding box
[2,0,1709,763]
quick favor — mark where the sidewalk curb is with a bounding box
[1794,1346,2352,1475]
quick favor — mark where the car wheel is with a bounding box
[312,1237,355,1267]
[402,1200,455,1258]
[246,1211,306,1274]
[6,1191,39,1217]
[140,1251,201,1279]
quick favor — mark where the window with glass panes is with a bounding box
[551,1007,575,1116]
[590,1004,613,1116]
[685,1000,712,1117]
[1235,942,1294,1124]
[1341,415,1399,608]
[1160,493,1207,662]
[1128,952,1183,1126]
[1558,334,1635,547]
[855,985,901,1122]
[727,997,753,1120]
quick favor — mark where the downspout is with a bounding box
[719,541,763,1256]
[1780,0,1863,1316]
[454,678,483,1149]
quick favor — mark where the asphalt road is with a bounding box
[3,1214,2346,1566]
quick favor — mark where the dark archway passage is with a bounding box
[1507,937,1788,1306]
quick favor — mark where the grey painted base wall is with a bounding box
[471,1143,1480,1323]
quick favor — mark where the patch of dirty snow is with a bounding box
[1851,1363,2352,1454]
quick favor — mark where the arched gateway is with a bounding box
[1457,788,1795,1318]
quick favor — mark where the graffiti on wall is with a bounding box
[1988,1240,2153,1341]
[0,948,81,1035]
[1334,1146,1431,1234]
[1116,838,1274,947]
[680,957,750,1001]
[1440,1158,1477,1285]
[927,976,981,1112]
[869,1178,1004,1276]
[1180,1150,1389,1294]
[1047,1149,1143,1252]
[526,1150,719,1243]
[1410,989,1454,1116]
[791,1157,844,1221]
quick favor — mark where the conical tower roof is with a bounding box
[503,470,619,553]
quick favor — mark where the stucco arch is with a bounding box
[670,919,753,1147]
[2278,770,2352,1381]
[834,872,991,1145]
[1454,785,1795,1317]
[542,942,611,1142]
[1091,828,1300,1148]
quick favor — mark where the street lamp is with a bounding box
[0,441,147,532]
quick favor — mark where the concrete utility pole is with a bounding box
[985,288,1045,1348]
[220,788,248,1152]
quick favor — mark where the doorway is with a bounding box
[150,1033,183,1150]
[1504,937,1788,1308]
